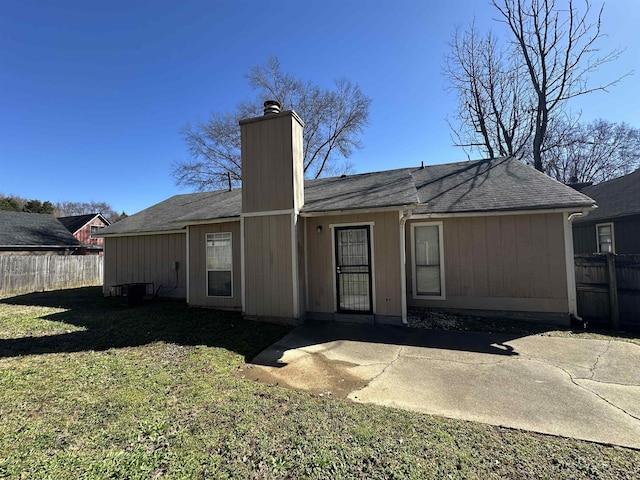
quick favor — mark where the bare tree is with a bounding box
[545,119,640,183]
[172,57,372,191]
[445,23,534,160]
[446,0,625,173]
[493,0,623,172]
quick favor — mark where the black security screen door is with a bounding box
[335,226,372,313]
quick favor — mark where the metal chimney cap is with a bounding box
[263,100,281,115]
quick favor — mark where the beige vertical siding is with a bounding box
[241,112,304,213]
[243,214,295,320]
[188,222,241,309]
[406,213,569,313]
[103,233,186,298]
[305,211,402,318]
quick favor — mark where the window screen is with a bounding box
[597,224,614,253]
[414,224,442,297]
[206,232,232,297]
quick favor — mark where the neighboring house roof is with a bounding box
[58,213,110,234]
[573,168,640,224]
[0,211,81,248]
[98,157,595,236]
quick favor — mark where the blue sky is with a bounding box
[1,1,638,215]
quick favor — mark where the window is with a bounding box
[411,222,445,299]
[90,225,104,237]
[206,232,232,297]
[596,223,615,254]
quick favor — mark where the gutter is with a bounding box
[409,206,596,219]
[568,205,595,222]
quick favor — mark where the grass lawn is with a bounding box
[0,288,638,479]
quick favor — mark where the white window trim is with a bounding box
[206,232,233,298]
[90,225,104,237]
[411,221,446,300]
[595,222,615,254]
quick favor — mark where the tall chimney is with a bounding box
[239,103,305,324]
[239,102,304,213]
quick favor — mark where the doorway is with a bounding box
[334,226,373,313]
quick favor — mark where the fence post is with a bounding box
[606,253,620,330]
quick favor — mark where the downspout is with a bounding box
[399,209,414,325]
[565,208,592,323]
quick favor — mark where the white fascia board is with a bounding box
[170,217,241,227]
[94,229,186,238]
[409,207,594,219]
[70,213,110,235]
[241,209,295,218]
[300,205,418,218]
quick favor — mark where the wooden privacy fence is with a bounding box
[0,255,103,297]
[575,254,640,331]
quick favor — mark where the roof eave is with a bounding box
[300,203,421,217]
[94,228,186,238]
[170,215,241,227]
[410,204,595,218]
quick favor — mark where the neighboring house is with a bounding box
[572,168,640,254]
[96,103,595,326]
[58,213,110,255]
[0,211,80,255]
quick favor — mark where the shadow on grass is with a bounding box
[0,287,293,361]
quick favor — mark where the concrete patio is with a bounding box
[243,321,640,449]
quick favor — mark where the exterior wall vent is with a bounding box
[263,100,281,116]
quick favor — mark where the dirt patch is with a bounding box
[236,352,369,399]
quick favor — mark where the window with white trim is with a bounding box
[206,232,232,297]
[412,222,445,299]
[596,223,615,254]
[90,225,104,237]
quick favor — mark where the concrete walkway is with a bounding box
[244,321,640,449]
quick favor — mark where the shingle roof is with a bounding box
[410,157,595,214]
[99,190,241,236]
[58,213,108,234]
[302,168,419,213]
[573,168,640,224]
[98,157,595,236]
[0,211,81,248]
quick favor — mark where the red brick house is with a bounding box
[58,213,110,255]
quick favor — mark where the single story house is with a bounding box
[0,211,81,255]
[97,102,595,326]
[572,168,640,254]
[58,213,110,255]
